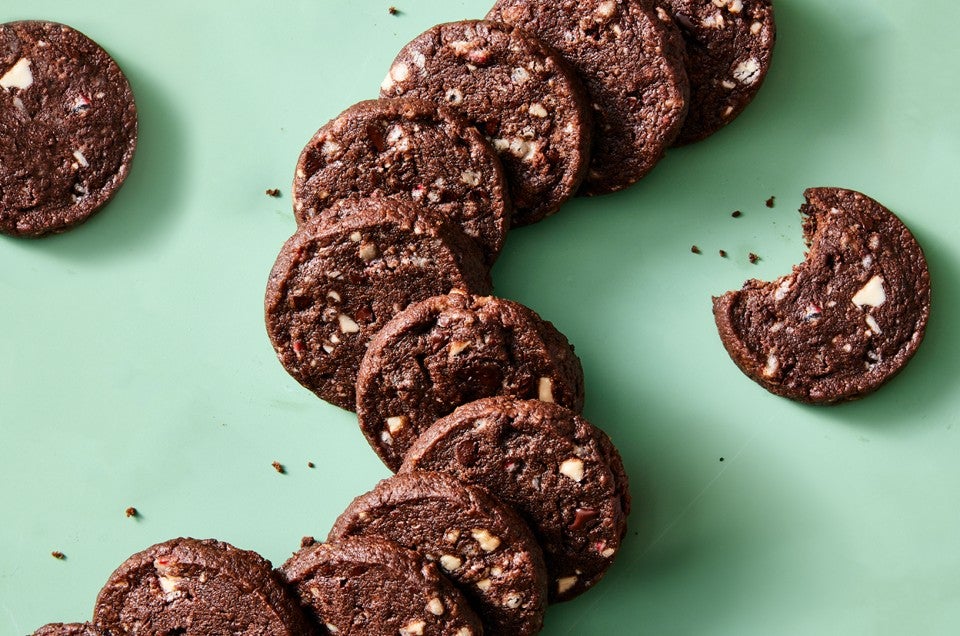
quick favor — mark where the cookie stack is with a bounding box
[30,1,783,634]
[257,1,777,633]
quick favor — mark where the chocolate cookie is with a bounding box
[32,624,104,636]
[658,0,776,144]
[292,98,511,265]
[93,537,314,635]
[281,536,484,636]
[328,471,547,636]
[356,291,585,471]
[1,21,137,237]
[382,19,591,226]
[487,0,688,195]
[401,397,631,602]
[713,187,931,404]
[265,197,492,411]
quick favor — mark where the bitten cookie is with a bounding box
[382,19,591,226]
[32,624,105,636]
[292,97,511,265]
[401,397,631,602]
[265,196,492,411]
[93,538,314,635]
[487,0,688,195]
[356,291,585,471]
[328,471,547,636]
[1,21,137,237]
[281,536,484,636]
[658,0,776,144]
[713,187,931,404]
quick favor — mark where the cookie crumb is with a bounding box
[272,461,286,474]
[691,245,701,254]
[719,457,725,462]
[719,249,728,258]
[388,6,399,15]
[301,536,317,548]
[51,551,66,560]
[307,461,316,469]
[731,210,742,218]
[765,196,775,208]
[749,252,760,264]
[125,507,138,518]
[265,188,281,198]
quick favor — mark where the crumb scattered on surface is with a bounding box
[51,551,65,560]
[731,210,742,218]
[388,6,399,15]
[272,461,286,474]
[719,249,727,258]
[125,507,138,518]
[719,457,725,462]
[766,196,775,208]
[265,188,281,198]
[749,252,760,264]
[691,245,701,254]
[307,461,316,469]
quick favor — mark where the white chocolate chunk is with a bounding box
[528,103,548,118]
[733,58,761,85]
[559,458,585,482]
[400,620,426,636]
[471,528,501,552]
[460,170,480,186]
[386,415,408,434]
[596,0,617,19]
[359,243,378,261]
[503,592,522,608]
[762,353,779,378]
[751,21,763,34]
[325,623,340,633]
[601,547,617,558]
[454,629,473,636]
[865,314,883,335]
[475,578,492,591]
[72,150,89,168]
[439,554,462,571]
[1,58,33,91]
[557,576,578,595]
[338,314,361,333]
[852,276,886,308]
[511,67,530,84]
[426,597,445,615]
[538,377,555,403]
[728,0,744,13]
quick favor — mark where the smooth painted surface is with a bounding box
[2,1,959,634]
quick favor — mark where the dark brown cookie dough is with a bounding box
[280,536,484,636]
[265,197,492,411]
[382,19,592,226]
[487,0,688,195]
[658,0,776,144]
[32,624,104,636]
[713,187,931,404]
[1,21,137,237]
[93,537,314,635]
[328,471,547,636]
[292,98,511,265]
[401,397,631,602]
[356,291,585,471]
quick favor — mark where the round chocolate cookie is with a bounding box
[658,0,776,144]
[382,19,592,226]
[401,397,631,602]
[32,624,104,636]
[281,536,484,636]
[713,187,931,404]
[265,196,492,411]
[487,0,688,195]
[1,21,137,238]
[328,471,547,636]
[356,291,585,471]
[292,97,511,265]
[93,537,314,635]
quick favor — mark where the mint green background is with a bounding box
[2,1,959,634]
